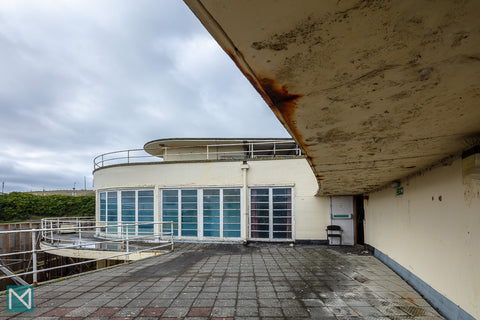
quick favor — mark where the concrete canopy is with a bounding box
[184,0,480,195]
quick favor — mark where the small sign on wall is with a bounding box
[396,187,404,196]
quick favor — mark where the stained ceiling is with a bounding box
[184,0,480,195]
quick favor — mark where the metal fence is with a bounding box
[93,140,302,169]
[0,218,174,287]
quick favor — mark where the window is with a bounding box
[160,188,241,239]
[162,190,179,236]
[181,190,198,237]
[99,189,153,237]
[138,190,154,235]
[121,191,135,235]
[203,189,220,237]
[106,191,118,234]
[250,188,292,240]
[100,192,106,222]
[223,189,241,238]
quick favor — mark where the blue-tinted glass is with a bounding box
[203,216,220,223]
[182,216,197,223]
[224,216,240,224]
[204,230,220,237]
[224,230,240,237]
[204,223,220,231]
[224,189,240,196]
[203,195,220,203]
[182,229,197,236]
[107,192,117,223]
[139,190,154,197]
[138,203,154,210]
[163,190,178,197]
[100,192,106,221]
[182,196,197,202]
[223,195,240,202]
[182,190,197,236]
[223,209,240,217]
[223,203,240,210]
[163,196,178,203]
[224,223,241,231]
[163,203,178,210]
[182,190,197,196]
[203,202,219,210]
[203,209,220,216]
[182,203,197,210]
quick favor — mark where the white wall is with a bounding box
[93,158,330,241]
[365,157,480,319]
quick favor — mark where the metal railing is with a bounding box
[0,219,174,286]
[93,140,302,169]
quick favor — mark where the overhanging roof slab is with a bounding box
[185,0,480,195]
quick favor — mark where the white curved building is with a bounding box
[93,138,334,243]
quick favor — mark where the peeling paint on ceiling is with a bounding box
[185,0,480,195]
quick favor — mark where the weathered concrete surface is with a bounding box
[0,243,444,319]
[184,0,480,195]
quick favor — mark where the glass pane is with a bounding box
[204,230,220,237]
[224,223,241,231]
[223,189,240,196]
[100,192,106,222]
[182,190,197,237]
[223,216,240,224]
[224,230,240,237]
[223,202,240,210]
[163,189,178,197]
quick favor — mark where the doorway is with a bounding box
[354,195,365,245]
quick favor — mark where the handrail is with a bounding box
[0,218,174,286]
[93,140,302,169]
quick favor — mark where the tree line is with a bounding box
[0,192,95,222]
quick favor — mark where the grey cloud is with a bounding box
[0,1,288,193]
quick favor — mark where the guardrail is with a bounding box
[0,218,174,287]
[93,140,302,169]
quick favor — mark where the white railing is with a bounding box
[93,140,302,169]
[0,219,174,286]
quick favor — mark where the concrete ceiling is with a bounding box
[184,0,480,195]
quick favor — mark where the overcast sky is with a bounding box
[0,1,289,193]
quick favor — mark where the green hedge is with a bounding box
[0,192,95,222]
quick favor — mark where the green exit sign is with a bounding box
[396,187,404,196]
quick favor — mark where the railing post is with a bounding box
[50,220,53,244]
[125,225,130,262]
[78,223,82,248]
[206,145,209,160]
[127,150,130,164]
[170,222,174,251]
[31,230,37,286]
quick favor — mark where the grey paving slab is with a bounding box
[0,243,446,319]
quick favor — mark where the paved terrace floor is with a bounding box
[0,243,444,320]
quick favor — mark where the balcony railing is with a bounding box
[93,140,302,169]
[0,218,174,287]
